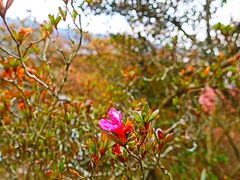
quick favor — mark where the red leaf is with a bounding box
[164,133,174,143]
[0,0,5,18]
[0,0,14,18]
[63,0,69,4]
[6,0,14,10]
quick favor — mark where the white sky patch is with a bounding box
[214,0,240,24]
[5,0,131,34]
[3,0,240,35]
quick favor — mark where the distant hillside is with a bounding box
[1,17,107,44]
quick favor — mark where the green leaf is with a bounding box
[172,96,179,106]
[43,22,52,31]
[59,7,67,21]
[59,159,65,174]
[148,109,159,122]
[142,112,147,120]
[142,103,149,114]
[54,16,62,29]
[132,111,143,123]
[11,29,18,40]
[0,102,4,110]
[48,14,55,24]
[72,10,78,21]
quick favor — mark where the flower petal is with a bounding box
[99,119,118,132]
[108,108,122,126]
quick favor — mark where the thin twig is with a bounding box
[0,77,31,106]
[2,18,51,92]
[147,153,173,180]
[123,146,145,179]
[22,36,46,57]
[0,45,20,59]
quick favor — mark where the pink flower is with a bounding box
[99,108,133,145]
[199,87,217,114]
[99,108,123,132]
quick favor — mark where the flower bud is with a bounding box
[156,128,164,139]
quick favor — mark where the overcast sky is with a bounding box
[4,0,240,35]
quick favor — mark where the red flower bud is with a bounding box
[156,128,164,139]
[112,144,121,156]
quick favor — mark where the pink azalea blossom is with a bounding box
[98,108,123,132]
[199,87,217,114]
[98,108,133,145]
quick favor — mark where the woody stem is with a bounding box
[123,146,145,179]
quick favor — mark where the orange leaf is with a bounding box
[45,169,53,178]
[203,66,210,76]
[69,169,81,177]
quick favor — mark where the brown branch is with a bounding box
[123,146,145,179]
[147,153,173,180]
[216,118,240,160]
[22,36,46,57]
[0,45,19,59]
[3,17,51,92]
[33,0,83,147]
[3,18,19,45]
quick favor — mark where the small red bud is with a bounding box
[63,0,69,4]
[156,128,164,139]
